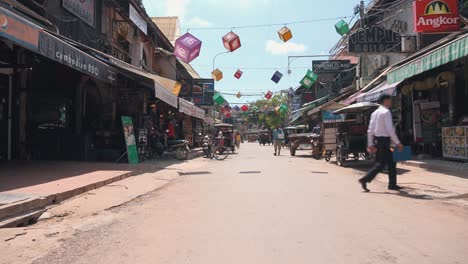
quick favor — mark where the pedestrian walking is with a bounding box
[359,94,404,192]
[272,126,284,156]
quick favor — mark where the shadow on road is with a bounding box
[369,189,433,200]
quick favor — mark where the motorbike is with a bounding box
[146,130,190,160]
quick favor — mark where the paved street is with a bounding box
[2,143,468,264]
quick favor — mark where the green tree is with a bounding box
[246,93,288,129]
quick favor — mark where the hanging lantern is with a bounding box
[234,105,240,111]
[222,31,241,52]
[300,70,318,89]
[234,69,243,79]
[241,104,249,112]
[252,106,258,111]
[213,93,225,105]
[278,26,293,42]
[236,92,242,98]
[225,112,232,118]
[279,103,288,113]
[265,91,273,100]
[335,20,350,36]
[271,71,283,84]
[212,68,223,81]
[174,32,202,63]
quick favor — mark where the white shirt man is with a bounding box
[367,105,401,147]
[359,95,404,192]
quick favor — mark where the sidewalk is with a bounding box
[401,159,468,178]
[0,148,204,227]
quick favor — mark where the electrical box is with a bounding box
[401,36,416,53]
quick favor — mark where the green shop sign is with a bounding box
[121,116,139,164]
[388,34,468,84]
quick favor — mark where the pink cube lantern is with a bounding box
[234,69,243,79]
[265,91,273,100]
[174,32,202,63]
[222,31,241,52]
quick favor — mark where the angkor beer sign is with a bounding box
[348,26,401,53]
[414,0,460,33]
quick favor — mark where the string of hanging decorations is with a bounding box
[173,12,356,103]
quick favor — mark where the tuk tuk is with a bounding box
[258,129,272,145]
[245,130,259,142]
[214,123,236,153]
[315,103,349,161]
[283,126,298,148]
[332,102,380,166]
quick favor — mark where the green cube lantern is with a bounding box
[213,93,225,105]
[300,70,318,89]
[279,103,288,113]
[335,20,350,36]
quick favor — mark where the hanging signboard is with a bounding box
[38,32,116,83]
[348,26,401,53]
[0,6,40,52]
[312,60,353,73]
[322,110,345,123]
[63,0,95,27]
[414,0,460,33]
[129,4,147,35]
[193,78,215,106]
[121,116,139,164]
[155,83,178,108]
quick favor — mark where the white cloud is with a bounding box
[206,0,270,9]
[164,0,191,21]
[187,16,212,27]
[265,40,307,55]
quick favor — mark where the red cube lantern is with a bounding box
[174,33,202,63]
[234,69,243,79]
[241,105,249,112]
[265,91,273,100]
[222,31,241,52]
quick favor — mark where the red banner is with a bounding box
[414,0,460,33]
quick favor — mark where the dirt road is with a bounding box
[2,143,468,264]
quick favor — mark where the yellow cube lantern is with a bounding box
[278,27,293,42]
[212,68,223,81]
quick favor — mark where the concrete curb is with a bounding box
[400,161,467,178]
[0,152,205,228]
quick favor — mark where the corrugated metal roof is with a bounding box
[151,16,180,43]
[178,59,201,79]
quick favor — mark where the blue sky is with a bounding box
[143,0,360,105]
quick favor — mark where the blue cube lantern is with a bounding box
[271,71,283,84]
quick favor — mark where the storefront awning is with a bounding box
[179,98,206,119]
[0,6,117,83]
[38,32,117,83]
[342,91,363,104]
[387,32,468,84]
[356,80,401,103]
[101,56,179,108]
[307,92,352,116]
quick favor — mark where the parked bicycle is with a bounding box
[202,135,229,160]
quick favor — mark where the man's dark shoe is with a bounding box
[274,153,277,156]
[388,185,404,191]
[359,179,370,192]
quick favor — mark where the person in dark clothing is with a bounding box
[359,94,404,192]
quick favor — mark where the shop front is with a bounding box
[179,98,206,147]
[0,6,120,161]
[387,32,468,160]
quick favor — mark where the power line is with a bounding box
[183,16,352,31]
